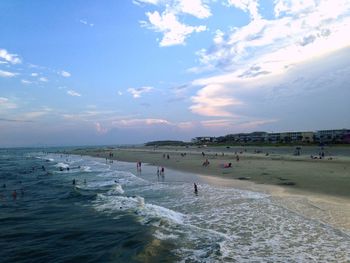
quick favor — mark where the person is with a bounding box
[12,190,17,200]
[224,163,232,168]
[202,159,210,167]
[194,183,198,194]
[157,167,160,176]
[72,179,76,185]
[137,161,142,172]
[161,167,164,175]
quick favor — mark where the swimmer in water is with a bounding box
[12,190,17,200]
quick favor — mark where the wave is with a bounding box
[93,194,185,226]
[54,162,69,169]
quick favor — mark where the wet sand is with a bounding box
[69,145,350,231]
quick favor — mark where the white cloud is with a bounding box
[134,0,160,5]
[0,49,21,64]
[196,0,350,79]
[143,11,206,46]
[127,86,154,98]
[177,0,211,19]
[0,97,17,110]
[79,19,94,27]
[136,0,210,46]
[21,79,32,84]
[60,70,71,77]
[134,0,211,18]
[67,90,82,97]
[112,118,171,127]
[274,0,317,18]
[117,91,123,96]
[21,111,48,119]
[190,84,243,117]
[226,0,260,20]
[95,122,108,134]
[31,73,39,77]
[0,70,17,78]
[200,119,235,128]
[39,77,48,82]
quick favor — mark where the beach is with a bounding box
[70,145,350,231]
[2,148,350,262]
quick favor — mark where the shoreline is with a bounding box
[67,146,350,232]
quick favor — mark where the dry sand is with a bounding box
[69,145,350,232]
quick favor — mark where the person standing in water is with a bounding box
[194,183,198,195]
[136,161,142,172]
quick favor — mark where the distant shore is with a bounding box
[67,145,350,231]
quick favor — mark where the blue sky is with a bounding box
[1,0,350,147]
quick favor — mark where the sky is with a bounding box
[0,0,350,147]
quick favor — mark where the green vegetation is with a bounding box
[144,140,191,146]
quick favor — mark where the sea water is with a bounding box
[0,148,349,262]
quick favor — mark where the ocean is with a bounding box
[1,148,349,262]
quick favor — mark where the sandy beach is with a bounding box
[69,145,350,232]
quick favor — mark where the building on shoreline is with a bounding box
[315,129,350,144]
[191,136,217,144]
[193,129,350,144]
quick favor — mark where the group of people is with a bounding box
[162,154,170,159]
[1,183,24,201]
[157,166,165,176]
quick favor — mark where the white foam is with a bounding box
[54,162,69,169]
[87,180,118,189]
[154,230,179,240]
[108,184,124,194]
[36,156,54,162]
[80,166,92,172]
[93,194,185,226]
